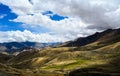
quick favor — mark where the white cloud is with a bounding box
[0,30,67,43]
[0,0,33,15]
[13,13,98,39]
[0,0,120,42]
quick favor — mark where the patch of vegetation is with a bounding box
[42,59,90,70]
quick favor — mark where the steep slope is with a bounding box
[62,28,120,47]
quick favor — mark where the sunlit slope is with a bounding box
[68,42,120,76]
[8,41,120,73]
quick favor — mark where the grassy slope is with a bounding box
[68,42,120,76]
[0,41,120,76]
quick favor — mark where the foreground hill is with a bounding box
[0,28,120,76]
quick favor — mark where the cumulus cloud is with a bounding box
[13,13,97,38]
[0,30,67,43]
[0,0,120,42]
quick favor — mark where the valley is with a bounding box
[0,28,120,76]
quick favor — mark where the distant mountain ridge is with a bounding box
[0,42,62,53]
[62,28,120,47]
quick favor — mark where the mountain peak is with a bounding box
[62,28,120,47]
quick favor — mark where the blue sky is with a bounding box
[0,0,120,43]
[0,4,21,31]
[0,4,67,32]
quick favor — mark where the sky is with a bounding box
[0,0,120,43]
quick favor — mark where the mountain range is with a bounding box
[0,42,61,54]
[0,28,120,76]
[62,28,120,47]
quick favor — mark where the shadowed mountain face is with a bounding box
[0,53,14,63]
[62,28,120,47]
[0,28,120,76]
